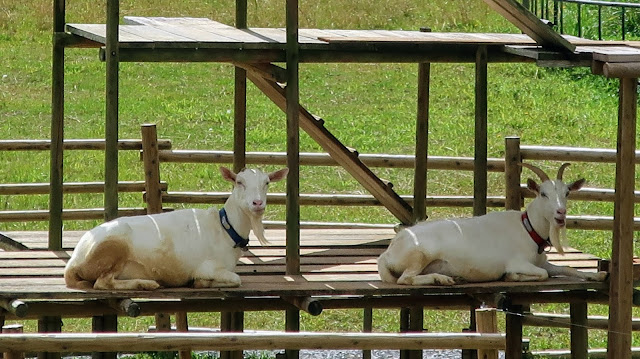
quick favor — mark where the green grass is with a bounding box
[2,0,640,356]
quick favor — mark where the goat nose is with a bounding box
[253,200,264,207]
[556,208,566,215]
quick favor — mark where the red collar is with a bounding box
[521,211,551,254]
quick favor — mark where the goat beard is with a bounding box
[549,224,566,255]
[249,214,271,246]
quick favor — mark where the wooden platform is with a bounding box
[0,228,609,319]
[63,16,640,64]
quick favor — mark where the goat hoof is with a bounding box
[592,271,608,282]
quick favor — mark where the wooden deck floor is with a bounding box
[0,229,608,312]
[63,16,640,63]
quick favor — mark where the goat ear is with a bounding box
[268,168,289,182]
[569,178,586,192]
[526,178,539,194]
[220,167,237,183]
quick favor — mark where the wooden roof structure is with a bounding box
[42,0,639,358]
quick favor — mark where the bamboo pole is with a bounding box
[0,332,506,353]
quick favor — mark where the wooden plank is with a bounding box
[578,46,640,62]
[123,16,235,29]
[66,24,149,44]
[482,0,575,51]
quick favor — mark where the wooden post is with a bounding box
[413,27,431,224]
[505,305,523,359]
[570,300,588,359]
[104,0,119,222]
[92,315,117,359]
[37,316,61,359]
[607,77,637,359]
[504,137,522,211]
[49,0,66,250]
[3,324,24,359]
[285,0,301,357]
[175,312,190,359]
[220,312,244,359]
[474,45,488,217]
[476,308,498,359]
[141,124,162,214]
[362,307,372,359]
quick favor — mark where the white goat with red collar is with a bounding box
[64,166,288,290]
[378,163,608,285]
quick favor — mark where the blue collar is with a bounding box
[219,208,249,250]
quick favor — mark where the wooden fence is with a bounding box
[0,128,638,231]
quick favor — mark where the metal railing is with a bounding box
[522,0,640,40]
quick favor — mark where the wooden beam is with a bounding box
[247,74,413,224]
[0,332,506,353]
[474,46,488,217]
[104,0,119,222]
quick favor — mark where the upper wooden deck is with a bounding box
[63,16,640,64]
[0,228,610,320]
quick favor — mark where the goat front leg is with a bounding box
[504,262,549,282]
[193,260,242,288]
[542,262,608,281]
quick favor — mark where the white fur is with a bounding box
[64,167,288,290]
[378,164,608,286]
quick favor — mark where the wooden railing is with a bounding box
[0,126,637,231]
[0,139,170,222]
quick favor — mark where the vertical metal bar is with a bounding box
[104,0,119,222]
[607,77,636,359]
[560,1,564,34]
[413,28,430,224]
[577,3,582,38]
[49,0,65,250]
[474,46,488,217]
[598,6,602,40]
[622,7,626,40]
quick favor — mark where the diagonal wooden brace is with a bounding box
[247,71,413,224]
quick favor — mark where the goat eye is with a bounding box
[236,181,245,188]
[541,192,548,198]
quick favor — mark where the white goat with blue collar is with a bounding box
[378,163,608,286]
[64,166,288,290]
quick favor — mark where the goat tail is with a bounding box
[377,253,398,284]
[64,265,94,290]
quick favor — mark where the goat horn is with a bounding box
[520,162,550,182]
[557,162,571,180]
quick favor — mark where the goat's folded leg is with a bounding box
[94,273,161,290]
[399,272,456,286]
[193,261,242,288]
[504,262,549,282]
[542,262,608,281]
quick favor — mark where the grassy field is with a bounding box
[1,0,640,356]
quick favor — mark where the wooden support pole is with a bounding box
[570,300,588,359]
[104,0,119,222]
[0,300,28,318]
[504,137,522,210]
[608,77,637,359]
[49,0,66,250]
[141,124,162,214]
[2,324,24,359]
[476,308,498,359]
[474,45,488,217]
[176,312,190,359]
[91,315,117,359]
[505,305,523,359]
[413,58,430,223]
[282,297,323,316]
[37,316,61,359]
[220,312,244,359]
[363,307,373,359]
